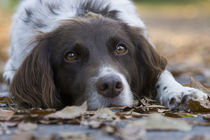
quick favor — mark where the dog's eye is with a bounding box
[64,51,79,62]
[115,44,127,55]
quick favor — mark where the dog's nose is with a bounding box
[96,75,123,98]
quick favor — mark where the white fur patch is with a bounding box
[156,70,208,110]
[87,66,133,110]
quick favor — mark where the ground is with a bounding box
[0,1,210,140]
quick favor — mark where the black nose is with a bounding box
[96,75,123,98]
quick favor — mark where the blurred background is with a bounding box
[0,0,210,86]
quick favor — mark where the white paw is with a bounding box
[159,86,208,110]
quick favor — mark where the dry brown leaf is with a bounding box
[30,108,56,116]
[10,132,35,140]
[82,120,104,129]
[131,112,147,118]
[140,97,159,106]
[0,96,12,104]
[10,133,60,140]
[45,102,87,119]
[130,113,192,131]
[17,122,37,132]
[91,108,119,121]
[101,125,118,135]
[117,124,146,140]
[188,99,210,113]
[39,119,60,125]
[190,77,210,95]
[203,114,210,121]
[133,105,167,113]
[0,109,14,121]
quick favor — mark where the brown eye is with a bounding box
[115,44,127,55]
[64,51,79,62]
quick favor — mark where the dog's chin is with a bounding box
[87,91,134,110]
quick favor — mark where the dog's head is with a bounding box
[10,16,167,109]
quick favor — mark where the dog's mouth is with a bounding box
[86,66,134,110]
[87,92,134,110]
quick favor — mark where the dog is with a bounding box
[3,0,207,110]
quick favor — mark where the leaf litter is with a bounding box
[0,77,209,139]
[45,102,87,120]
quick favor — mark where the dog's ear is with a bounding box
[126,26,167,96]
[9,40,63,109]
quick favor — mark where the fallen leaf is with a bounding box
[39,119,60,125]
[180,113,197,118]
[82,120,104,129]
[17,122,37,132]
[140,97,160,106]
[131,112,148,118]
[164,112,181,118]
[0,109,14,121]
[10,132,35,140]
[30,108,56,116]
[132,105,167,113]
[188,99,210,113]
[101,125,118,135]
[117,124,146,140]
[45,102,87,119]
[0,96,12,104]
[130,113,192,131]
[165,112,197,118]
[190,77,210,95]
[91,108,119,121]
[203,114,210,121]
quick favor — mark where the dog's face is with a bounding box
[51,18,139,109]
[10,17,167,109]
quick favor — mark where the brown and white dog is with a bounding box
[3,0,207,110]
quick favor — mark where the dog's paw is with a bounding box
[159,87,208,111]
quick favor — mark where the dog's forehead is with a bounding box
[54,18,128,42]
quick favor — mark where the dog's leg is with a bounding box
[156,70,208,110]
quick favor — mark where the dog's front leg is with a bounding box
[156,70,208,110]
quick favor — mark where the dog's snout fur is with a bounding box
[86,66,134,110]
[96,75,123,98]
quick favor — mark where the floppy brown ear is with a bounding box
[126,27,167,97]
[9,40,63,109]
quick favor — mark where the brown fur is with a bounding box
[9,17,167,109]
[10,39,63,109]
